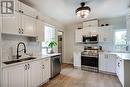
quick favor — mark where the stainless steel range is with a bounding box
[81,47,99,72]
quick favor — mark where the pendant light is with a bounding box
[76,2,91,18]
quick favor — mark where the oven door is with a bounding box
[81,56,98,67]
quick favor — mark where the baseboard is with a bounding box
[74,66,81,69]
[62,61,73,64]
[99,70,117,76]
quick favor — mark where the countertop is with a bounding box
[99,52,130,60]
[1,53,61,69]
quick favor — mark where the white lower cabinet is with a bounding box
[28,60,43,87]
[73,52,81,68]
[116,57,124,87]
[2,64,27,87]
[42,58,51,82]
[2,58,51,87]
[99,53,116,73]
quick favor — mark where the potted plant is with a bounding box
[47,40,57,54]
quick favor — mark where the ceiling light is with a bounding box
[76,2,91,18]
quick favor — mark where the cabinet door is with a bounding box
[106,54,116,73]
[36,19,44,42]
[83,27,91,36]
[19,1,36,18]
[117,58,124,86]
[42,58,50,82]
[75,29,83,43]
[90,27,98,36]
[99,27,113,42]
[2,11,20,34]
[99,53,107,71]
[73,52,81,67]
[28,60,43,87]
[21,14,36,36]
[2,64,27,87]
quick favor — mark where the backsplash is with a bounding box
[1,34,41,62]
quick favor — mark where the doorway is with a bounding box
[58,31,63,63]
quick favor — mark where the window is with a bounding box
[42,25,56,54]
[114,30,127,52]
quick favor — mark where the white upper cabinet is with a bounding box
[75,29,83,43]
[2,1,37,37]
[36,19,45,42]
[18,1,37,18]
[21,14,36,36]
[83,27,98,36]
[2,11,20,34]
[83,20,98,28]
[98,26,113,43]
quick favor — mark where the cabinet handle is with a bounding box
[21,11,24,13]
[25,64,27,70]
[19,28,21,34]
[118,63,120,67]
[42,65,44,69]
[28,64,30,69]
[21,29,24,34]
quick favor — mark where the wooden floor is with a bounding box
[41,64,122,87]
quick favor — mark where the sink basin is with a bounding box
[3,60,22,65]
[20,57,36,61]
[3,57,36,65]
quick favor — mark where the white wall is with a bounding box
[63,16,127,64]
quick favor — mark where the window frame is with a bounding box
[42,23,56,54]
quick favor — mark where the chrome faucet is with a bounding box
[17,42,26,59]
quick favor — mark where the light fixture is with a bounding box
[76,2,91,18]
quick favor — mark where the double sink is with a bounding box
[3,57,36,65]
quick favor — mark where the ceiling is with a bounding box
[20,0,130,24]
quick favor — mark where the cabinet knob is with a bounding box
[19,10,21,13]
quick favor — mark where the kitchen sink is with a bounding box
[3,57,36,65]
[3,60,22,65]
[20,57,36,61]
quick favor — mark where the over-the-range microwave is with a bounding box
[82,35,98,44]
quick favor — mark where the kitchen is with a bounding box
[0,0,130,87]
